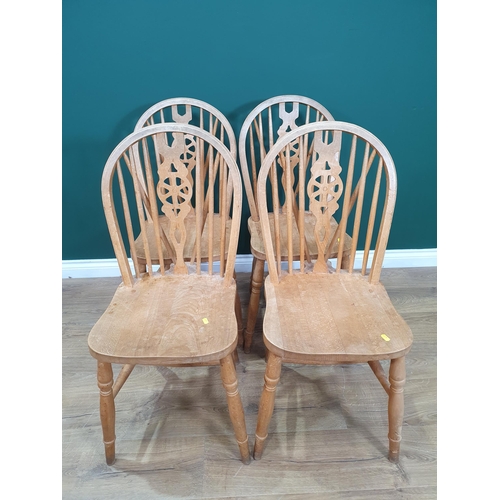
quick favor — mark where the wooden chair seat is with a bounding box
[248,212,352,261]
[134,213,232,263]
[88,274,238,366]
[263,272,413,364]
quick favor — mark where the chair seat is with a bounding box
[263,272,413,364]
[248,212,352,261]
[88,273,238,365]
[134,213,232,262]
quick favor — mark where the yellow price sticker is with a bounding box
[202,318,209,324]
[381,334,390,341]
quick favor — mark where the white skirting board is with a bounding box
[62,249,437,279]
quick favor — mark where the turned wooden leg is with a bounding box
[249,256,257,292]
[97,361,116,465]
[388,356,406,462]
[220,355,251,464]
[253,352,282,460]
[244,258,265,353]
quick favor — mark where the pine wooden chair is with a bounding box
[87,123,251,466]
[252,121,413,463]
[238,95,352,352]
[132,97,244,346]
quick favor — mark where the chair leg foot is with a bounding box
[253,352,282,460]
[244,258,265,353]
[220,355,251,464]
[253,434,266,461]
[104,443,116,465]
[388,356,406,463]
[97,361,116,466]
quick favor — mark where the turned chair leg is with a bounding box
[388,356,406,462]
[220,355,251,464]
[97,361,116,465]
[249,256,257,292]
[253,352,282,460]
[244,258,265,353]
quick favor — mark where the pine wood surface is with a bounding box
[62,267,436,499]
[262,272,413,363]
[88,274,238,365]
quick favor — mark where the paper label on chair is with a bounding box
[381,334,390,341]
[202,318,209,324]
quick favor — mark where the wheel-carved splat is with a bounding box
[155,132,195,274]
[307,131,342,273]
[171,105,196,193]
[277,103,300,211]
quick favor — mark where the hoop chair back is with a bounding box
[134,98,237,210]
[101,123,242,286]
[135,97,237,155]
[256,121,396,285]
[238,95,338,220]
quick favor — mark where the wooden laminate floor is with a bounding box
[62,267,437,499]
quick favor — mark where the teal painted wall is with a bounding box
[63,0,436,259]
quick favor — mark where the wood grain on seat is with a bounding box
[88,274,238,366]
[263,272,412,363]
